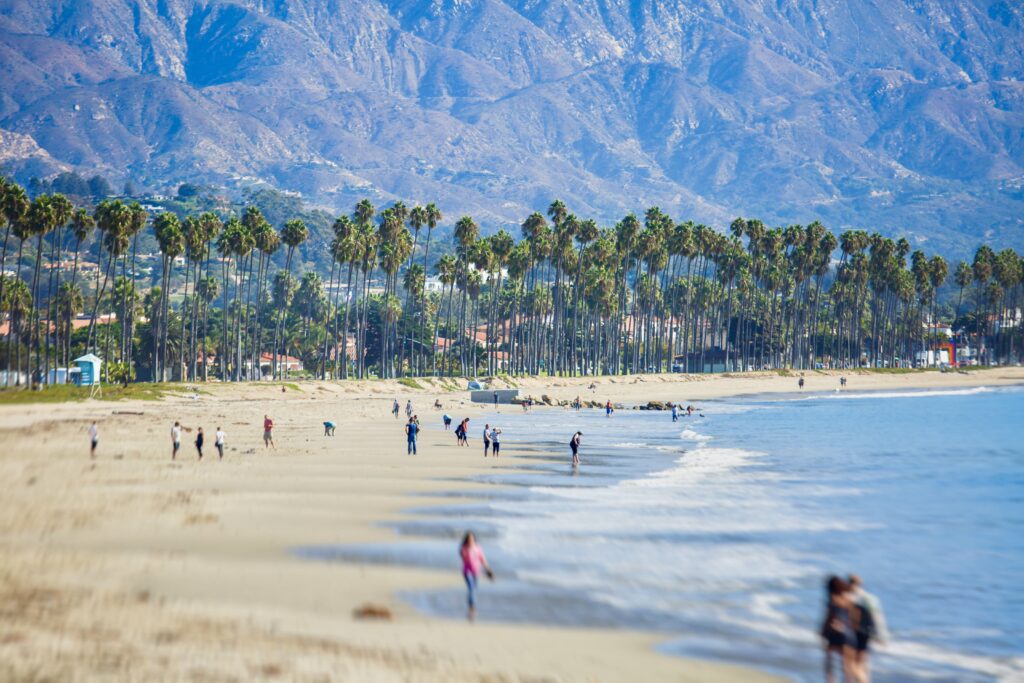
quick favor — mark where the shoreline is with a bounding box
[2,369,1022,681]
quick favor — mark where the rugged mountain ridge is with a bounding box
[1,0,1022,251]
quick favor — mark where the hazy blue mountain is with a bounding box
[1,0,1022,251]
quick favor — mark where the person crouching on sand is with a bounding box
[460,531,493,622]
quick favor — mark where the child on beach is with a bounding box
[215,427,226,459]
[195,427,204,460]
[171,421,182,460]
[460,531,493,622]
[88,421,98,458]
[263,415,275,449]
[605,401,613,417]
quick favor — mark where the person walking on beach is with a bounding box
[405,417,419,455]
[821,575,858,683]
[215,426,226,459]
[195,427,205,460]
[405,400,413,420]
[460,531,493,622]
[392,399,400,419]
[493,391,499,408]
[483,423,491,456]
[840,376,847,389]
[799,376,805,390]
[849,574,887,682]
[171,421,182,460]
[88,421,99,458]
[323,421,336,436]
[570,431,582,467]
[263,415,275,449]
[490,426,501,456]
[457,418,470,446]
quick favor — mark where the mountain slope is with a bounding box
[1,0,1022,251]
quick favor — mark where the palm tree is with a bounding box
[453,216,479,374]
[434,253,458,376]
[0,179,29,346]
[55,281,83,368]
[273,219,308,379]
[153,212,184,381]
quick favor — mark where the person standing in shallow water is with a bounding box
[820,575,858,683]
[569,431,582,467]
[460,531,493,622]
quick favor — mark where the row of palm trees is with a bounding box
[1,175,1022,387]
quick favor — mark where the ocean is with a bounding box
[297,385,1024,682]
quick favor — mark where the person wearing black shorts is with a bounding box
[570,431,582,467]
[483,423,491,456]
[195,427,204,460]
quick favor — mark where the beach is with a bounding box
[2,368,1022,682]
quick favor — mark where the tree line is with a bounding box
[1,176,1022,388]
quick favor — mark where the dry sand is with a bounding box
[1,368,1021,682]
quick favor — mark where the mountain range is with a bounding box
[1,0,1022,253]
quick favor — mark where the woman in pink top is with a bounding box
[460,531,493,621]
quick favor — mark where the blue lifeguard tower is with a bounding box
[73,353,103,396]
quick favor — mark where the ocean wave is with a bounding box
[679,428,711,441]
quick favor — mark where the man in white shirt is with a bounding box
[171,421,182,460]
[88,421,98,458]
[215,427,226,459]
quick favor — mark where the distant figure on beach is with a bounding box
[489,426,501,456]
[671,403,679,422]
[493,391,499,408]
[605,401,613,417]
[392,399,400,419]
[570,431,582,467]
[323,421,336,436]
[171,421,182,460]
[434,399,443,409]
[483,423,491,456]
[405,417,419,455]
[263,415,275,449]
[455,418,470,446]
[195,427,205,460]
[799,376,805,390]
[840,376,847,389]
[215,427,226,459]
[574,395,582,411]
[405,400,413,419]
[443,413,452,430]
[820,575,857,683]
[460,531,493,622]
[88,421,98,458]
[588,382,596,392]
[849,574,888,682]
